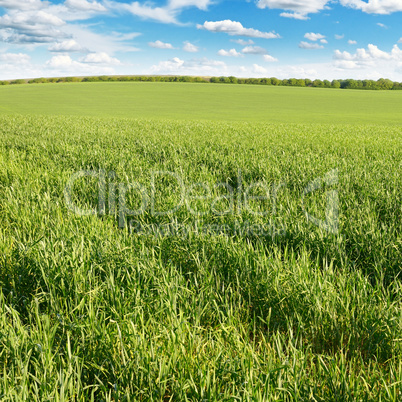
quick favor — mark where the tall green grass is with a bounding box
[1,115,401,400]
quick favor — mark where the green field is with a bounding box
[1,83,402,401]
[1,81,402,124]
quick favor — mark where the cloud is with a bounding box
[335,34,345,39]
[0,9,69,44]
[0,52,30,64]
[304,32,326,41]
[320,39,328,44]
[256,0,330,19]
[148,40,174,49]
[197,20,280,39]
[253,64,267,74]
[242,45,268,55]
[108,0,213,24]
[399,38,402,43]
[0,0,44,11]
[79,52,121,64]
[348,40,357,45]
[61,24,140,54]
[263,54,278,62]
[0,11,64,29]
[150,56,227,75]
[339,0,402,14]
[183,41,199,52]
[64,0,106,12]
[46,54,74,68]
[110,2,177,24]
[279,12,309,20]
[45,54,117,76]
[0,31,64,44]
[299,41,324,49]
[218,48,243,57]
[231,39,254,45]
[168,0,211,9]
[333,43,402,69]
[48,39,87,52]
[377,22,387,28]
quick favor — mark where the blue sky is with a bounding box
[1,0,402,80]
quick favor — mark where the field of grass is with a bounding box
[1,83,402,400]
[1,81,402,124]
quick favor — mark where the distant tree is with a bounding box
[10,79,25,84]
[260,78,271,85]
[29,77,48,84]
[288,78,297,86]
[305,79,312,87]
[271,77,280,86]
[343,79,358,89]
[296,79,306,87]
[377,78,394,90]
[312,79,323,87]
[331,80,341,88]
[393,81,402,90]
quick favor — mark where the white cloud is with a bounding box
[263,54,278,62]
[231,39,254,45]
[242,45,268,55]
[0,9,68,44]
[279,12,309,20]
[304,32,326,41]
[168,0,211,10]
[256,0,330,19]
[111,2,177,24]
[197,20,280,39]
[399,38,402,43]
[333,43,402,70]
[339,0,402,14]
[61,24,140,54]
[79,52,121,64]
[150,56,227,75]
[377,22,387,28]
[108,0,213,24]
[335,34,345,40]
[253,64,267,74]
[348,40,357,45]
[299,41,324,49]
[334,60,359,69]
[0,10,64,29]
[45,54,117,76]
[46,54,74,68]
[183,41,199,52]
[64,0,106,12]
[48,39,87,52]
[148,40,174,49]
[0,0,44,11]
[0,52,30,64]
[320,39,328,44]
[218,48,243,57]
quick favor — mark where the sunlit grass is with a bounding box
[1,114,401,400]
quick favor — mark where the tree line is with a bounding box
[1,75,401,90]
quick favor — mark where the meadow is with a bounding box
[1,82,402,401]
[1,81,402,124]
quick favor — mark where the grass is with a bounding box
[0,83,402,400]
[1,81,402,124]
